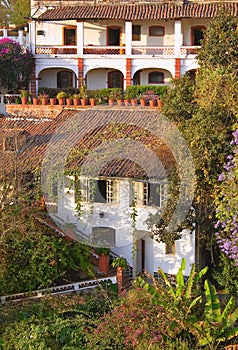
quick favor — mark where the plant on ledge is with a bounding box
[20,89,30,98]
[56,91,68,99]
[111,256,127,269]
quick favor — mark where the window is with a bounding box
[132,25,141,41]
[165,242,175,255]
[57,71,73,89]
[191,26,206,46]
[75,178,119,204]
[64,27,76,45]
[149,26,164,36]
[148,71,164,84]
[107,27,121,46]
[92,227,115,247]
[132,181,167,207]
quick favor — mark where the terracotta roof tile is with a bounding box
[0,109,176,180]
[37,2,238,21]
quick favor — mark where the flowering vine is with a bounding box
[0,38,34,91]
[215,128,238,265]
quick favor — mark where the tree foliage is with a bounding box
[0,0,30,26]
[161,14,238,264]
[215,129,238,266]
[0,38,34,91]
[197,12,238,72]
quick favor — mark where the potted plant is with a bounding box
[95,247,110,275]
[108,88,123,106]
[79,85,88,106]
[32,97,39,105]
[66,95,73,106]
[124,92,131,106]
[72,93,80,106]
[157,97,163,109]
[56,91,68,105]
[111,256,127,270]
[20,89,30,105]
[139,94,146,107]
[39,92,49,105]
[112,256,127,296]
[50,96,57,105]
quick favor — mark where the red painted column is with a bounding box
[175,58,181,78]
[126,58,132,87]
[98,253,109,276]
[116,267,124,296]
[77,58,84,88]
[30,59,36,97]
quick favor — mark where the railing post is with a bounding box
[174,20,182,57]
[77,21,84,56]
[125,21,132,56]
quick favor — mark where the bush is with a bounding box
[125,85,169,99]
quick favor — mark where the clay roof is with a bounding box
[0,108,176,180]
[37,2,238,21]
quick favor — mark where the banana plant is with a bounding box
[135,258,208,338]
[191,280,238,349]
[135,259,238,349]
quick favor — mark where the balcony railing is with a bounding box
[35,45,199,56]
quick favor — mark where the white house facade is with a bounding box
[24,0,238,96]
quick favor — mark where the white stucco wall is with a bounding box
[52,177,195,276]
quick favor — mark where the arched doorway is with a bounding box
[108,71,123,89]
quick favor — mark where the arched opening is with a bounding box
[108,71,123,89]
[92,227,116,247]
[57,71,73,89]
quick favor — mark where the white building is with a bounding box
[26,0,238,96]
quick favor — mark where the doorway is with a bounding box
[108,71,123,89]
[136,237,154,274]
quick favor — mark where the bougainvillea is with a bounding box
[0,38,34,91]
[215,129,238,265]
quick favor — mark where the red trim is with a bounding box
[126,58,132,87]
[175,58,180,78]
[77,58,84,88]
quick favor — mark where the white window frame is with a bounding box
[132,180,167,207]
[74,177,119,204]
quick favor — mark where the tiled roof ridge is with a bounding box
[37,1,238,20]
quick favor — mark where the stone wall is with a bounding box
[5,105,64,119]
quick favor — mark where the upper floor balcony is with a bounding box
[35,45,199,57]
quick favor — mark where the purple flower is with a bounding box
[218,173,225,181]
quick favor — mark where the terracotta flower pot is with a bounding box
[124,99,131,106]
[41,97,48,105]
[81,98,88,106]
[149,99,156,107]
[140,98,146,107]
[131,99,137,107]
[50,98,57,105]
[58,98,65,106]
[73,98,80,106]
[108,99,114,106]
[90,98,96,106]
[33,97,39,105]
[21,97,28,105]
[157,99,163,108]
[66,98,72,106]
[117,99,124,106]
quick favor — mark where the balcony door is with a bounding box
[108,71,123,89]
[107,27,121,46]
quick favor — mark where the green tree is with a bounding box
[0,38,34,91]
[161,14,238,266]
[0,0,30,26]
